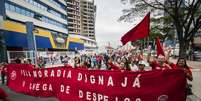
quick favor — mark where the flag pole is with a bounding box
[146,37,150,49]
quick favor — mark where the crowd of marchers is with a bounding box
[60,51,193,82]
[0,50,194,101]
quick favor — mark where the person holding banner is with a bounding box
[171,58,193,81]
[0,87,10,101]
[171,57,193,95]
[130,58,139,71]
[147,54,172,70]
[138,61,146,71]
[145,36,172,70]
[121,57,131,71]
[107,58,121,70]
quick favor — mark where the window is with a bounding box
[30,12,34,17]
[6,2,66,28]
[5,3,9,10]
[49,0,66,9]
[33,2,37,6]
[25,0,48,11]
[21,9,26,15]
[25,10,31,16]
[30,0,34,4]
[15,6,20,13]
[10,4,15,11]
[26,0,66,19]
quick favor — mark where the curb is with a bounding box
[191,69,201,72]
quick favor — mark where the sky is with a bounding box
[94,0,134,48]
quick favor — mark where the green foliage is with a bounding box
[120,0,201,56]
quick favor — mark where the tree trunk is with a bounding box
[179,40,189,58]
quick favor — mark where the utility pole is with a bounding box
[0,0,7,63]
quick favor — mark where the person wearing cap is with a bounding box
[138,61,146,71]
[130,60,138,72]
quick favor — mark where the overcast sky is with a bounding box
[94,0,134,48]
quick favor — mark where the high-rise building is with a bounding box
[66,0,97,50]
[80,0,96,40]
[66,0,81,35]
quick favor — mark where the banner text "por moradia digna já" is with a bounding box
[7,64,187,101]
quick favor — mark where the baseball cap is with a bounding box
[138,60,149,67]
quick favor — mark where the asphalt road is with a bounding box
[0,85,58,101]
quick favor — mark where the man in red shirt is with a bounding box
[0,87,9,101]
[148,54,172,70]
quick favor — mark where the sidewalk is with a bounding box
[187,95,201,101]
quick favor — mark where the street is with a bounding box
[0,85,58,101]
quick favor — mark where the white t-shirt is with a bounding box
[130,64,138,72]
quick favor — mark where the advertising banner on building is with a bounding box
[7,64,186,101]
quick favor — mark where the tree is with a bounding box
[119,0,201,57]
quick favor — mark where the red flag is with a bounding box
[156,37,165,56]
[121,12,150,45]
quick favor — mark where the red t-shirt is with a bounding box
[0,87,8,100]
[150,61,171,70]
[108,62,121,70]
[171,64,192,75]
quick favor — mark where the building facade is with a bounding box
[69,34,97,51]
[66,0,97,50]
[0,0,87,62]
[80,0,96,40]
[66,0,81,35]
